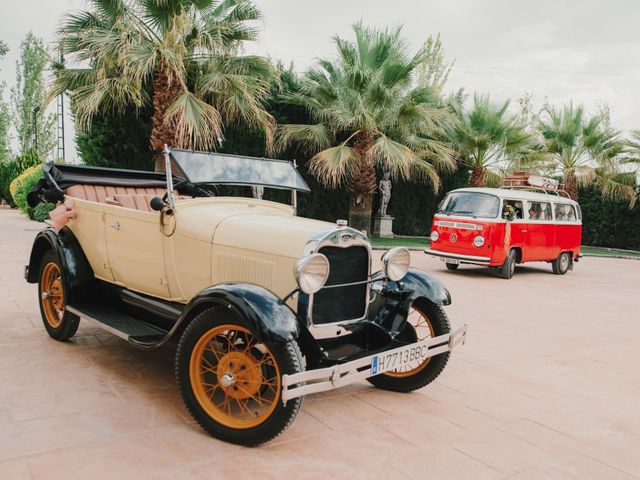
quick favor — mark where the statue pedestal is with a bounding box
[373,216,394,238]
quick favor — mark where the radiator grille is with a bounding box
[311,245,369,325]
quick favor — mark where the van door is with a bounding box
[524,201,556,261]
[501,199,527,262]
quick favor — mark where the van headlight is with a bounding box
[382,247,411,281]
[430,231,439,242]
[473,235,485,247]
[295,253,330,294]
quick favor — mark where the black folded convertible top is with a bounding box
[27,163,185,207]
[44,163,176,190]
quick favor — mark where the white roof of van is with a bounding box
[450,187,579,205]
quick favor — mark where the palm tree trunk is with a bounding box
[563,171,578,201]
[150,69,182,172]
[348,132,377,233]
[469,165,486,187]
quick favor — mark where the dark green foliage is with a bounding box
[579,185,640,250]
[75,104,154,171]
[33,202,55,222]
[0,161,20,205]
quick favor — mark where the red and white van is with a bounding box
[425,187,582,279]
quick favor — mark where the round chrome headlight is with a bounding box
[295,253,330,294]
[473,235,485,247]
[382,247,411,281]
[430,230,439,242]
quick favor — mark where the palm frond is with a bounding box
[307,145,357,189]
[276,124,332,154]
[164,90,223,151]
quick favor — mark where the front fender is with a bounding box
[371,268,451,307]
[26,227,94,300]
[366,268,451,334]
[182,283,299,343]
[392,268,452,306]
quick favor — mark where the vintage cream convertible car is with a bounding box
[26,148,467,445]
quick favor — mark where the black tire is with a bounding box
[37,251,80,341]
[445,263,459,271]
[552,251,571,275]
[175,306,303,446]
[367,299,451,392]
[500,249,517,279]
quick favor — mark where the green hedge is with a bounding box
[579,185,640,250]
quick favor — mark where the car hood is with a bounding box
[174,197,336,258]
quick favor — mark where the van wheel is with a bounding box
[552,252,571,275]
[176,306,303,446]
[500,249,517,279]
[38,251,80,341]
[445,263,459,271]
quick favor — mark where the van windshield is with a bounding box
[438,192,500,218]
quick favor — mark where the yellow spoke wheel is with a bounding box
[37,251,79,341]
[384,306,435,378]
[40,262,66,329]
[189,324,281,429]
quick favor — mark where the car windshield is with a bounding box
[171,149,310,192]
[438,192,500,218]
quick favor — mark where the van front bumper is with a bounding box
[424,248,492,265]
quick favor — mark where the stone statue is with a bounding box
[378,172,392,217]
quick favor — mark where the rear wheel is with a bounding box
[176,306,303,446]
[552,252,571,275]
[367,299,451,392]
[37,251,79,341]
[499,249,517,279]
[445,263,459,271]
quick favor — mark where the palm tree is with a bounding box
[539,103,636,205]
[624,130,640,165]
[51,0,275,170]
[447,94,536,187]
[277,23,455,232]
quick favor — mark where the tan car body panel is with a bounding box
[66,196,335,309]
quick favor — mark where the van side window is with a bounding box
[529,202,552,220]
[555,203,577,221]
[504,200,524,219]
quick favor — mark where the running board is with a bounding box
[67,304,168,347]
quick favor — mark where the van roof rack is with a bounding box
[502,172,572,199]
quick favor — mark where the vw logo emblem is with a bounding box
[449,233,458,243]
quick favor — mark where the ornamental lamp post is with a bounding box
[32,106,40,153]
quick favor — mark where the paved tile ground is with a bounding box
[1,207,639,479]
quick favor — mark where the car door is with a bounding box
[104,204,171,299]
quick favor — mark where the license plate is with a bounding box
[442,258,460,265]
[371,340,431,376]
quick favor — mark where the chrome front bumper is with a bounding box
[281,325,468,403]
[424,248,491,265]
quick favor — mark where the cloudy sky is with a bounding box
[2,0,639,161]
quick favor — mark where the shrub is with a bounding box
[0,149,41,206]
[33,202,55,222]
[10,164,41,201]
[13,168,44,219]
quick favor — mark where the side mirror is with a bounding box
[150,196,164,212]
